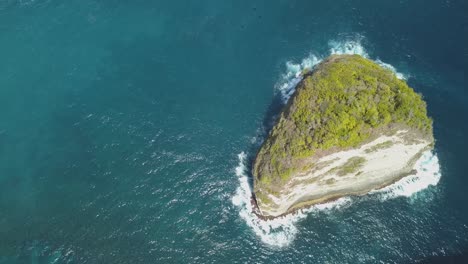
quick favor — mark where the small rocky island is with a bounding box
[253,54,433,218]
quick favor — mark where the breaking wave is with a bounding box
[370,151,441,199]
[276,38,406,102]
[232,38,442,247]
[231,152,352,247]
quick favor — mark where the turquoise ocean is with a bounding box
[1,0,468,263]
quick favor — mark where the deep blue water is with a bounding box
[1,0,468,263]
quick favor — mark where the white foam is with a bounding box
[232,152,353,247]
[233,150,442,247]
[234,39,441,247]
[275,38,407,104]
[277,55,321,103]
[370,151,441,200]
[328,39,406,80]
[328,39,369,57]
[231,152,297,247]
[375,59,407,80]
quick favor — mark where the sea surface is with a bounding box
[1,0,468,263]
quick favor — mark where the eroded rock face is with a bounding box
[253,54,433,217]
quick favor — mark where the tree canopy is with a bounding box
[254,54,432,185]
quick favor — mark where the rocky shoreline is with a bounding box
[251,168,417,220]
[252,54,433,218]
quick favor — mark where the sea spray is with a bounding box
[276,39,406,103]
[231,152,350,247]
[231,152,298,247]
[329,39,369,57]
[375,59,408,80]
[232,38,441,247]
[232,150,441,247]
[370,151,441,200]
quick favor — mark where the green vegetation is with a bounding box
[325,178,336,185]
[364,140,394,153]
[329,156,367,176]
[256,192,273,207]
[254,54,433,187]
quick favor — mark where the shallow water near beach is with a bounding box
[1,0,468,263]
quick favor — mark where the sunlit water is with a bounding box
[1,0,467,263]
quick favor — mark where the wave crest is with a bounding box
[231,152,349,247]
[276,38,406,102]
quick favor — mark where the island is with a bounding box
[252,54,433,218]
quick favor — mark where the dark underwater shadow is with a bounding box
[241,91,286,208]
[417,252,468,264]
[244,71,311,191]
[243,83,293,193]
